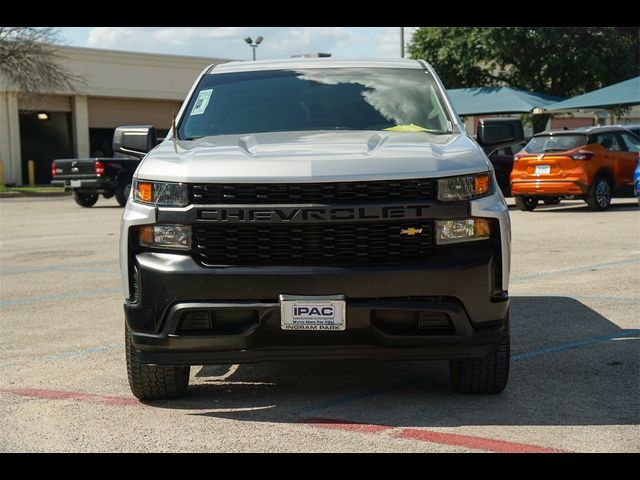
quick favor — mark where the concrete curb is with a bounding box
[0,191,71,198]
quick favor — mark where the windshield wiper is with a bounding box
[183,136,205,141]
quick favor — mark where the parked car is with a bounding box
[116,58,523,400]
[488,141,525,197]
[51,151,144,207]
[619,124,640,138]
[634,158,640,205]
[511,126,640,211]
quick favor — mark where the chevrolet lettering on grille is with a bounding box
[199,205,433,223]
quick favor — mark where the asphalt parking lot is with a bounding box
[0,195,638,452]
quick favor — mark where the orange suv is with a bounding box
[510,126,640,211]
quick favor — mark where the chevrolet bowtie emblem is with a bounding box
[400,227,423,236]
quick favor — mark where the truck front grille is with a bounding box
[193,221,433,266]
[191,179,434,204]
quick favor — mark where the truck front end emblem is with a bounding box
[400,227,422,236]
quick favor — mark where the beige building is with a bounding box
[0,46,229,185]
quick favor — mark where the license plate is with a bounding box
[535,165,551,175]
[280,294,346,331]
[70,180,82,188]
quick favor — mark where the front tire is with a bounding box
[514,196,538,211]
[126,323,190,400]
[449,315,510,394]
[585,176,612,211]
[115,182,132,207]
[73,192,98,208]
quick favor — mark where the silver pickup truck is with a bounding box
[115,58,523,400]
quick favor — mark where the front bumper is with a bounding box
[125,246,508,364]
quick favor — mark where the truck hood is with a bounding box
[136,130,490,183]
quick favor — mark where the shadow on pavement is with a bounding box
[147,296,639,427]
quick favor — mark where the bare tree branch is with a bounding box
[0,27,85,95]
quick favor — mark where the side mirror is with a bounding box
[113,125,157,158]
[477,118,524,154]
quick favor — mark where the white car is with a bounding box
[116,58,522,399]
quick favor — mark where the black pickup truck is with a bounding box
[51,155,140,207]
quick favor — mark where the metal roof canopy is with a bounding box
[447,87,563,116]
[547,76,640,111]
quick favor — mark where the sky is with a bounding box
[59,27,417,61]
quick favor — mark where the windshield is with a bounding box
[178,67,453,139]
[626,127,640,138]
[523,134,588,153]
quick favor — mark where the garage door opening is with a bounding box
[19,110,74,185]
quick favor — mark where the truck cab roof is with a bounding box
[209,57,426,74]
[537,125,634,136]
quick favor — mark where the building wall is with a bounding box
[549,116,594,130]
[19,95,72,112]
[464,108,639,139]
[611,105,640,125]
[88,98,181,129]
[0,46,230,185]
[59,47,223,101]
[0,92,22,184]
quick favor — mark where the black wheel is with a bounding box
[115,182,132,207]
[514,196,538,211]
[585,176,612,211]
[543,197,561,205]
[126,323,190,400]
[449,314,510,394]
[73,192,98,208]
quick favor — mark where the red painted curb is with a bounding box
[298,417,570,453]
[397,427,569,453]
[1,388,140,407]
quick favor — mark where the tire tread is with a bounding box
[449,316,510,394]
[125,325,189,400]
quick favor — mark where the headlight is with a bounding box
[139,224,191,250]
[437,173,491,201]
[435,219,490,245]
[133,180,189,207]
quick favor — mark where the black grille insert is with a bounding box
[192,179,435,205]
[371,310,454,335]
[193,221,433,266]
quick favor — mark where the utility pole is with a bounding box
[400,27,405,58]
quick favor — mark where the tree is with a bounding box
[408,27,640,97]
[0,27,84,94]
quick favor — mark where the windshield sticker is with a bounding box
[190,89,213,116]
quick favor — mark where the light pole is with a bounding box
[244,36,264,61]
[400,27,405,58]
